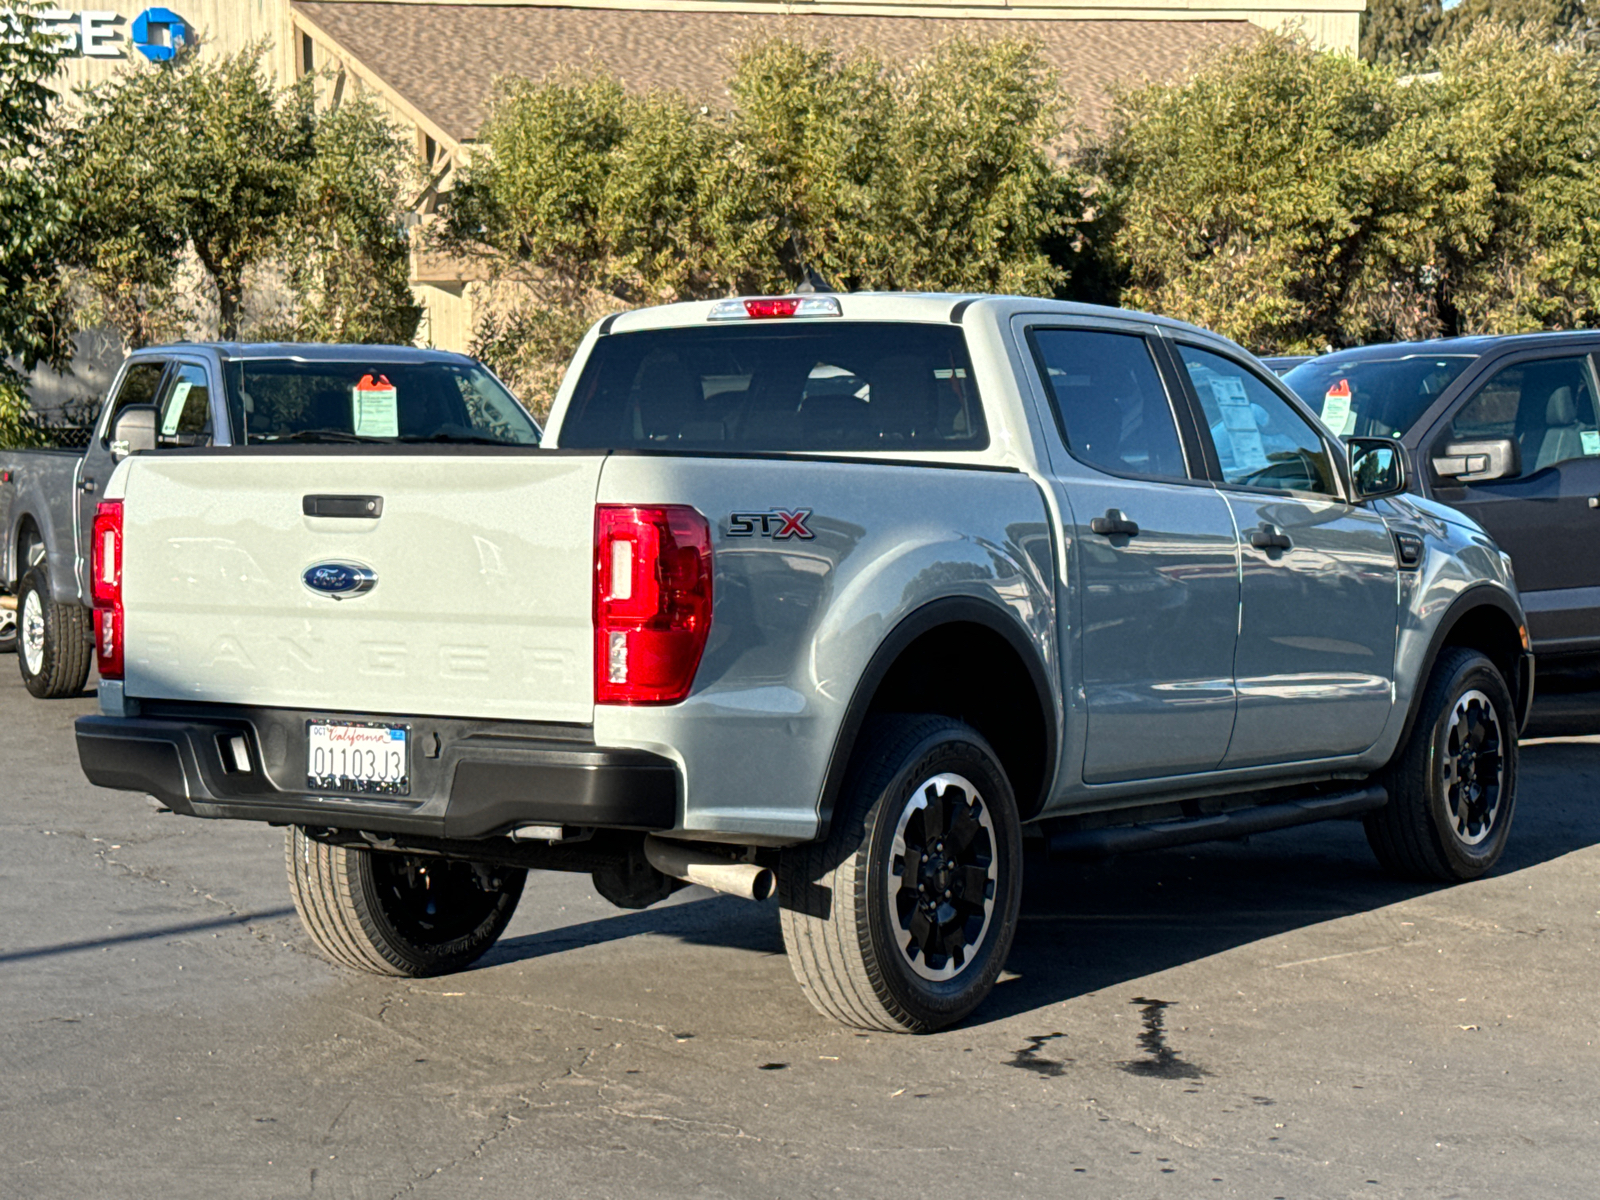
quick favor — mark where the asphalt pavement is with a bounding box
[3,663,1599,1199]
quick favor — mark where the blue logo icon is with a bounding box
[302,562,377,600]
[131,8,190,62]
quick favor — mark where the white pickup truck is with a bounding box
[77,294,1532,1032]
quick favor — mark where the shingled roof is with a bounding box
[291,2,1256,143]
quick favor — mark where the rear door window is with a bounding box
[559,323,986,452]
[1028,328,1190,480]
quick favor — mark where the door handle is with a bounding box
[1089,509,1140,538]
[1250,523,1293,552]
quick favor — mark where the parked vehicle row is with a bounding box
[74,294,1532,1032]
[0,343,540,697]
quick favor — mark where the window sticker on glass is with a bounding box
[1583,430,1600,457]
[351,373,399,438]
[161,380,193,435]
[1209,376,1268,471]
[1320,379,1357,437]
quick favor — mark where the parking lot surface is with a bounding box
[3,667,1599,1199]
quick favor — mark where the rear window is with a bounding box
[1283,354,1477,440]
[558,323,987,452]
[222,359,541,446]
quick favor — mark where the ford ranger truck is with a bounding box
[75,294,1533,1033]
[2,343,539,697]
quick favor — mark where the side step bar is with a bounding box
[1047,784,1387,861]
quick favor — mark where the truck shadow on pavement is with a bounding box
[480,738,1600,1030]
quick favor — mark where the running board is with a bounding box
[1047,785,1387,862]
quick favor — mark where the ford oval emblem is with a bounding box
[302,562,377,600]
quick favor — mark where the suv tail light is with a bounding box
[594,505,713,704]
[91,500,124,679]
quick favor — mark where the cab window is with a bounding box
[100,360,166,446]
[1448,355,1600,475]
[1180,345,1338,496]
[1029,328,1189,481]
[156,364,213,446]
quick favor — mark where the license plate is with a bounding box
[306,721,409,796]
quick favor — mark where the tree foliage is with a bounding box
[442,34,1076,410]
[0,1,72,444]
[61,47,418,347]
[1099,26,1600,353]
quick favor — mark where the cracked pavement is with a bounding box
[4,666,1600,1198]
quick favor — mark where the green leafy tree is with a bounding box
[1440,0,1595,46]
[265,91,421,343]
[1098,27,1600,350]
[1099,35,1416,352]
[0,2,74,445]
[65,46,311,342]
[63,47,419,347]
[1361,0,1446,64]
[1405,23,1600,333]
[442,35,1077,410]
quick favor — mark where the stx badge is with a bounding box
[729,509,814,540]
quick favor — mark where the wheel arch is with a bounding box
[1400,586,1529,748]
[8,511,44,588]
[815,597,1057,839]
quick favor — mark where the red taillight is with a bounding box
[594,505,713,705]
[91,500,124,679]
[743,298,801,319]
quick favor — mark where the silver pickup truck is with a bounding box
[75,295,1533,1033]
[2,343,538,697]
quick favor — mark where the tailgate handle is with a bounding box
[303,494,383,519]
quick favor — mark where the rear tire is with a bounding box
[16,566,92,699]
[285,827,526,976]
[778,715,1022,1033]
[1366,647,1518,882]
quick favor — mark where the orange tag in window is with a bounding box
[351,373,398,437]
[1321,378,1354,436]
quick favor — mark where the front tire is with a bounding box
[778,715,1022,1033]
[286,827,526,976]
[16,566,92,699]
[1366,647,1518,882]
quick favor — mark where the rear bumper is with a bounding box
[75,703,678,839]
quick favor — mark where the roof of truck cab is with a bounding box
[1309,329,1600,363]
[599,293,1244,353]
[131,342,478,364]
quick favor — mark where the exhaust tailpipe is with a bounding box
[643,836,774,902]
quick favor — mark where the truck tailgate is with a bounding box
[119,453,603,722]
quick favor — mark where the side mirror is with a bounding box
[110,404,157,462]
[1348,436,1410,501]
[1431,438,1519,484]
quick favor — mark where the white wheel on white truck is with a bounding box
[778,715,1023,1034]
[285,827,526,976]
